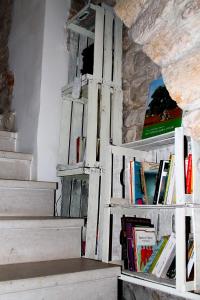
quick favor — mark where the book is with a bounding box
[152,232,176,278]
[148,236,169,273]
[120,216,152,270]
[142,76,182,139]
[141,162,159,205]
[164,155,176,205]
[133,227,156,272]
[156,160,169,204]
[186,154,192,194]
[153,160,164,204]
[131,161,144,205]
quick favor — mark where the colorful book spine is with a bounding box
[152,233,176,278]
[153,160,163,204]
[132,161,144,205]
[186,154,192,194]
[143,238,165,273]
[126,223,135,271]
[148,236,169,273]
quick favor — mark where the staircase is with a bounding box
[0,131,120,300]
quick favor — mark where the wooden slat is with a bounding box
[193,208,200,290]
[69,102,84,165]
[93,6,104,81]
[68,23,95,40]
[191,139,200,204]
[70,179,82,218]
[68,31,79,84]
[101,146,113,262]
[85,79,98,167]
[111,16,123,145]
[61,178,72,217]
[113,16,122,87]
[176,207,187,292]
[58,99,72,165]
[85,168,100,259]
[77,35,87,78]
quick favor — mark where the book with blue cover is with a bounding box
[132,161,144,205]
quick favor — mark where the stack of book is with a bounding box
[120,216,194,280]
[120,216,177,279]
[128,156,176,205]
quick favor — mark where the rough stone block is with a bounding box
[130,0,173,46]
[114,0,150,28]
[162,49,200,108]
[183,110,200,140]
[143,2,200,66]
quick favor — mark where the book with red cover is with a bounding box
[186,154,192,194]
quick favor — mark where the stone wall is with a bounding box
[122,28,160,142]
[0,0,13,114]
[0,0,14,131]
[115,0,200,140]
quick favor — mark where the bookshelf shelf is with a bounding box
[121,270,175,288]
[122,131,175,151]
[109,197,196,209]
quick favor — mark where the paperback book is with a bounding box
[142,76,182,139]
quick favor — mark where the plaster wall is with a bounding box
[9,0,46,179]
[9,0,70,181]
[37,0,69,182]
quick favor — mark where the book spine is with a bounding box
[126,223,135,271]
[129,161,133,204]
[186,154,192,194]
[143,238,164,273]
[153,160,163,204]
[163,155,173,204]
[153,233,176,278]
[149,237,168,273]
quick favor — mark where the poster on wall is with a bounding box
[142,76,182,139]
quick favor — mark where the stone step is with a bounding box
[0,131,17,152]
[0,180,57,216]
[0,217,83,265]
[0,151,32,180]
[0,258,120,300]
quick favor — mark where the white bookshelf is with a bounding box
[100,127,200,297]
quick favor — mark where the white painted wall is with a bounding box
[9,0,70,182]
[9,0,46,179]
[37,0,70,182]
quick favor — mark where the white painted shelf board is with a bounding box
[122,131,175,151]
[122,270,175,288]
[109,198,197,209]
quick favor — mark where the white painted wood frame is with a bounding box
[85,168,100,259]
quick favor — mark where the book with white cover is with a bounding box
[152,232,176,278]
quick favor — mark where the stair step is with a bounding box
[0,258,120,300]
[0,151,32,180]
[0,180,57,216]
[0,217,83,265]
[0,131,17,152]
